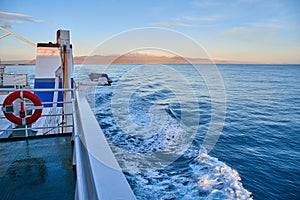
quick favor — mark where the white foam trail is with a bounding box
[106,112,252,199]
[193,154,253,199]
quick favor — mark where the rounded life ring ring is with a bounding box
[2,91,43,125]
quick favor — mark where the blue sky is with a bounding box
[0,0,299,63]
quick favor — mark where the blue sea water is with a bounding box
[6,64,300,199]
[211,64,300,200]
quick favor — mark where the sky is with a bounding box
[0,0,299,63]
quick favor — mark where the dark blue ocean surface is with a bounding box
[7,64,300,199]
[84,64,299,200]
[212,64,300,200]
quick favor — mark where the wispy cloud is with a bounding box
[192,0,221,7]
[151,22,193,27]
[183,15,225,22]
[0,11,42,28]
[220,22,284,44]
[236,0,260,3]
[251,22,283,30]
[221,22,283,35]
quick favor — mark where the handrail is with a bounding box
[0,101,73,107]
[0,113,73,119]
[0,88,74,92]
[72,93,90,199]
[0,87,75,137]
[0,73,28,87]
[0,125,73,132]
[74,91,136,200]
[1,87,137,199]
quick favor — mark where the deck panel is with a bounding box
[0,135,75,200]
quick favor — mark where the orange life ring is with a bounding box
[2,91,43,125]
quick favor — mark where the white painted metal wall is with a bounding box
[73,91,136,200]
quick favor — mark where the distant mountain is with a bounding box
[1,53,242,65]
[1,59,35,65]
[75,54,240,64]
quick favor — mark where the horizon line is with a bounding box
[1,53,299,65]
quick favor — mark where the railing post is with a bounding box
[62,45,73,133]
[25,124,28,137]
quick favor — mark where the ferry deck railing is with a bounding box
[0,73,28,88]
[0,87,136,199]
[0,88,74,137]
[73,90,136,200]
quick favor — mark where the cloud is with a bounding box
[221,22,283,37]
[219,22,285,45]
[252,23,283,30]
[236,0,260,3]
[151,22,193,27]
[0,11,42,28]
[192,0,221,7]
[183,15,225,22]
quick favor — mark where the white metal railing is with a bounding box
[1,73,28,88]
[73,90,136,200]
[0,87,136,199]
[0,88,74,137]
